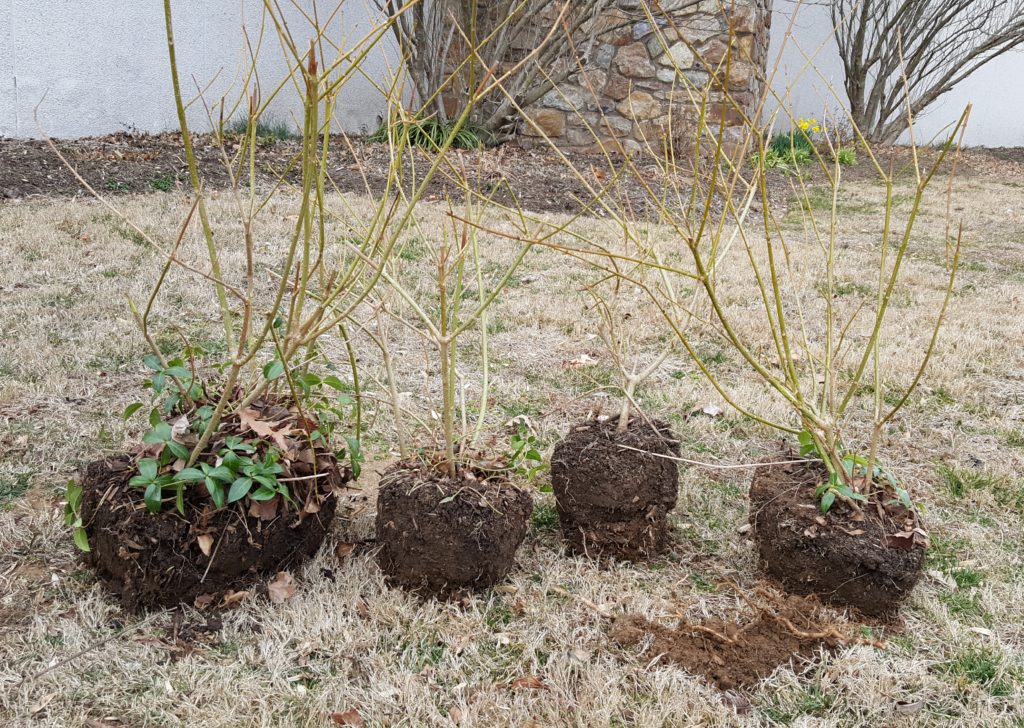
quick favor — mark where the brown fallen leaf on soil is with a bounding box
[222,590,250,607]
[508,676,549,690]
[268,571,297,603]
[330,708,365,726]
[335,542,354,560]
[248,495,280,521]
[196,534,214,557]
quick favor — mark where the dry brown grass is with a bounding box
[1,176,1023,726]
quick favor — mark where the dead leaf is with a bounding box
[895,699,925,715]
[927,569,958,590]
[561,353,598,369]
[194,593,216,609]
[969,627,994,637]
[248,495,280,521]
[238,408,294,450]
[31,693,57,715]
[268,571,297,604]
[197,535,214,557]
[448,706,464,723]
[330,708,365,726]
[700,403,724,417]
[222,590,250,607]
[736,523,752,534]
[885,532,917,551]
[170,415,190,439]
[335,542,354,561]
[355,596,370,619]
[508,676,549,690]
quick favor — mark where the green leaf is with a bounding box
[175,485,185,515]
[143,354,162,371]
[250,485,277,501]
[176,468,206,482]
[123,403,144,420]
[835,484,868,502]
[205,478,226,508]
[263,359,285,381]
[228,477,253,503]
[167,441,191,460]
[149,407,162,427]
[164,366,191,379]
[323,375,345,391]
[253,475,278,489]
[143,422,172,444]
[300,373,321,388]
[144,482,162,513]
[73,527,91,552]
[820,491,836,513]
[138,458,159,481]
[207,466,235,482]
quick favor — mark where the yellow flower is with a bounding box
[812,125,821,133]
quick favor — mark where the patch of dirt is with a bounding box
[749,453,924,617]
[609,594,847,691]
[0,133,689,216]
[4,133,1019,217]
[80,404,349,612]
[550,418,679,560]
[375,461,532,594]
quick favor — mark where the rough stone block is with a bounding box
[615,42,657,78]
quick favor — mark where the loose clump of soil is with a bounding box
[80,403,347,612]
[375,461,532,595]
[749,453,925,617]
[610,594,845,690]
[551,418,679,560]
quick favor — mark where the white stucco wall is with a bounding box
[0,0,397,139]
[767,1,1024,147]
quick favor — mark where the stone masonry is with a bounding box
[518,0,773,154]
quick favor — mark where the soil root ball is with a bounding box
[81,455,342,612]
[749,454,924,617]
[375,463,532,595]
[551,418,680,560]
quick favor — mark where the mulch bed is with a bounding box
[0,133,690,216]
[2,132,1020,216]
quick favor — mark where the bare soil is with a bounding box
[375,462,533,594]
[609,594,843,691]
[3,133,1022,215]
[749,454,924,617]
[551,418,680,560]
[0,133,685,216]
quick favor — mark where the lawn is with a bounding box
[1,171,1023,726]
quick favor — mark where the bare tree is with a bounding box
[378,0,613,142]
[829,0,1024,143]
